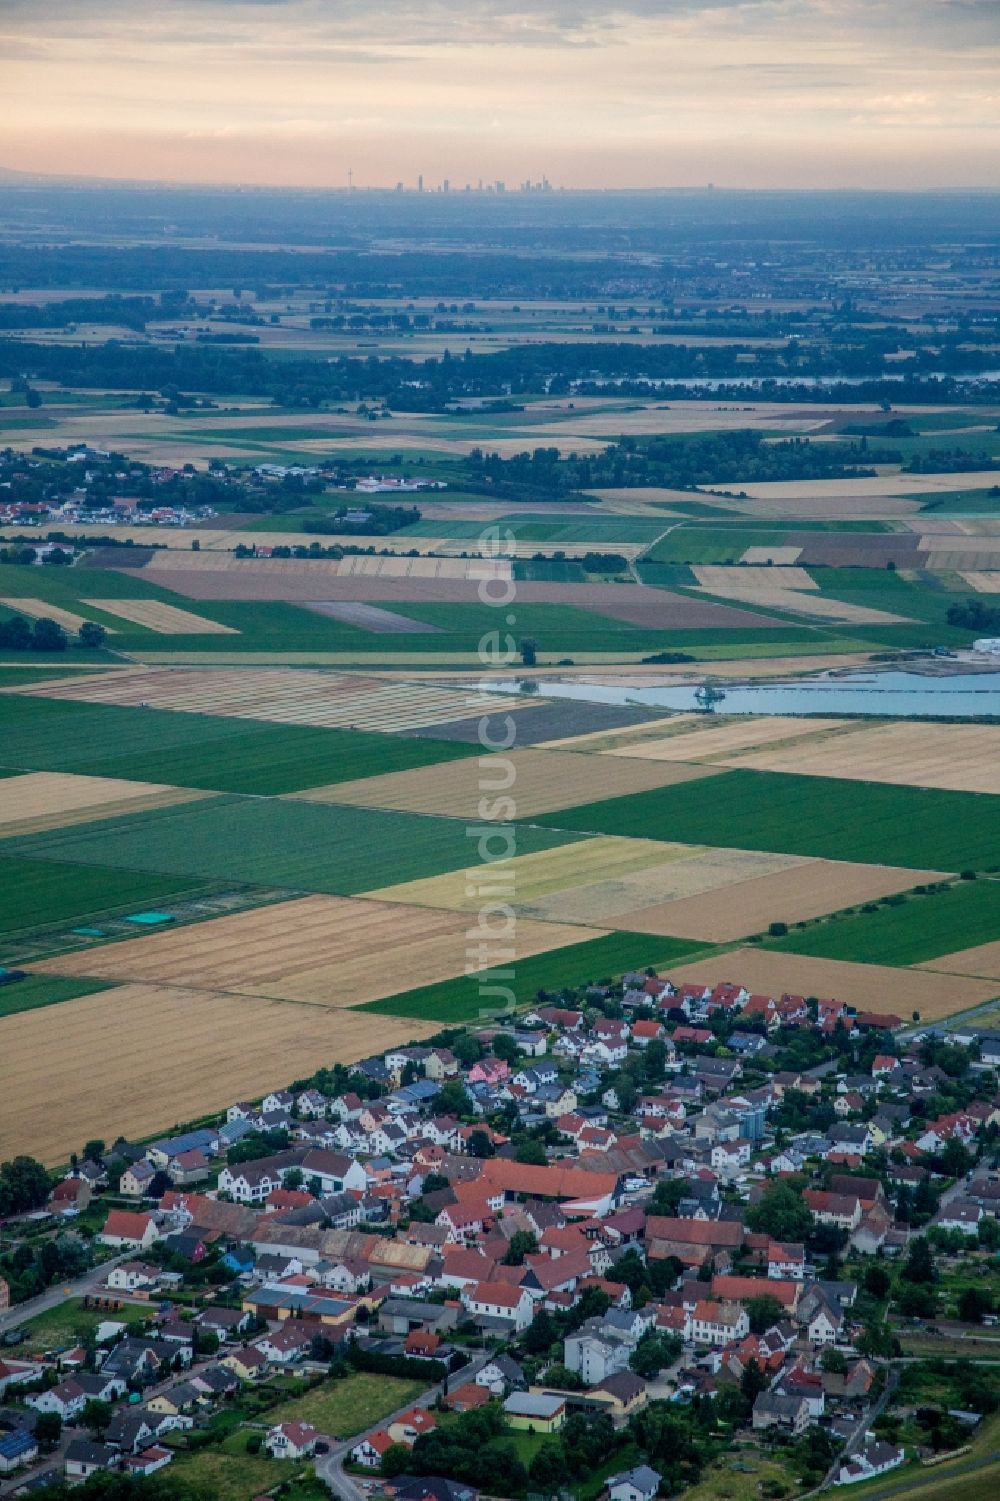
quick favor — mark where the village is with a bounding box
[0,968,998,1501]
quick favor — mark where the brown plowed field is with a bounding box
[0,984,438,1164]
[292,748,719,818]
[0,771,208,836]
[35,894,599,1006]
[726,720,1000,794]
[612,858,948,942]
[668,947,999,1019]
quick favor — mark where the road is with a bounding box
[0,1252,131,1337]
[820,1364,898,1489]
[314,1349,494,1501]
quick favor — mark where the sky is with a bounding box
[1,0,998,190]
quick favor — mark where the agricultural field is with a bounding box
[0,769,209,835]
[361,929,708,1023]
[599,713,849,761]
[723,719,1000,795]
[0,982,439,1163]
[294,745,719,818]
[0,691,479,793]
[765,878,1000,965]
[0,854,212,942]
[534,770,1000,870]
[81,597,240,633]
[15,664,544,732]
[4,795,584,894]
[668,946,1000,1021]
[0,973,109,1020]
[34,891,605,1006]
[611,856,947,943]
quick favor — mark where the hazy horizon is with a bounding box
[3,0,999,192]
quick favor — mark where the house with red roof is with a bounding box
[98,1210,159,1251]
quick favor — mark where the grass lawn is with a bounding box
[678,1454,807,1499]
[363,931,709,1022]
[264,1372,427,1437]
[765,879,1000,965]
[8,797,584,894]
[172,1446,325,1501]
[533,770,1000,871]
[18,1297,151,1355]
[0,855,212,941]
[0,972,110,1019]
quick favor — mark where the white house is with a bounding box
[607,1466,662,1501]
[265,1422,319,1460]
[461,1280,534,1332]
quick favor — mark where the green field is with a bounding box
[8,797,585,894]
[265,1371,426,1437]
[766,878,1000,964]
[0,694,476,791]
[0,854,212,940]
[0,972,109,1019]
[533,769,1000,871]
[643,525,800,564]
[364,930,707,1022]
[170,1446,325,1501]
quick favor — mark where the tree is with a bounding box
[745,1294,787,1334]
[746,1180,813,1242]
[821,1348,847,1374]
[520,637,537,667]
[741,1358,768,1402]
[82,1139,106,1163]
[32,617,68,652]
[25,387,42,408]
[381,1443,413,1479]
[523,1307,556,1355]
[515,1138,547,1166]
[78,622,107,649]
[897,1283,937,1319]
[436,1078,471,1117]
[958,1287,994,1324]
[630,1330,681,1379]
[529,1440,568,1489]
[901,1235,936,1285]
[467,1129,495,1159]
[863,1264,891,1301]
[504,1230,538,1265]
[451,1033,482,1067]
[34,1411,62,1452]
[491,1034,521,1066]
[0,1155,51,1215]
[81,1399,113,1435]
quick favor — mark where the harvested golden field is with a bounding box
[603,715,849,763]
[513,846,808,928]
[536,715,687,752]
[727,720,1000,794]
[689,565,909,624]
[0,984,438,1164]
[18,665,539,732]
[35,893,601,1005]
[82,599,239,634]
[668,947,1000,1019]
[615,857,948,943]
[0,597,117,633]
[740,546,803,564]
[921,939,1000,981]
[0,771,207,836]
[958,572,1000,593]
[694,565,819,592]
[293,749,718,819]
[723,471,1000,500]
[335,555,510,580]
[368,835,680,912]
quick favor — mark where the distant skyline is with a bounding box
[2,0,999,191]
